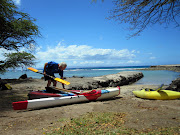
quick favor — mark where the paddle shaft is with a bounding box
[54,87,73,93]
[38,71,56,80]
[27,67,70,85]
[49,87,82,94]
[49,87,91,94]
[35,70,62,83]
[156,84,164,91]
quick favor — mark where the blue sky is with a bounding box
[3,0,180,68]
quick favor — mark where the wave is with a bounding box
[65,67,146,72]
[91,68,131,71]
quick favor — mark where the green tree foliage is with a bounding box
[0,0,40,50]
[93,0,180,38]
[0,0,39,73]
[0,51,36,73]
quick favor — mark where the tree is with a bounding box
[93,0,180,38]
[0,0,40,50]
[0,0,39,73]
[0,51,36,73]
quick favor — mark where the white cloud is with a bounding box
[0,48,7,60]
[13,0,21,5]
[34,43,140,67]
[73,61,77,64]
[131,50,140,54]
[0,42,142,68]
[0,48,17,60]
[150,57,156,60]
[80,61,104,65]
[35,44,136,60]
[126,60,141,64]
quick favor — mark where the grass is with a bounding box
[44,112,179,135]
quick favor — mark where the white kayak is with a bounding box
[13,87,120,110]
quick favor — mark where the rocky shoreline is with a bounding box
[0,71,144,91]
[141,64,180,72]
[66,71,143,90]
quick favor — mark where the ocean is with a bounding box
[0,66,179,85]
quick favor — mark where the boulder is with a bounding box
[19,74,27,79]
[166,78,180,92]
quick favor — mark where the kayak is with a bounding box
[28,87,83,99]
[13,87,120,110]
[133,89,180,100]
[28,90,76,99]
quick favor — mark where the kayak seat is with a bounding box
[145,88,156,91]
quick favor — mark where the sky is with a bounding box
[2,0,180,68]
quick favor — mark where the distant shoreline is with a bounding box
[140,64,180,72]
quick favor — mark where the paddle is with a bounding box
[27,67,70,85]
[156,84,164,91]
[48,86,84,94]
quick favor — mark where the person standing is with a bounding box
[43,61,67,88]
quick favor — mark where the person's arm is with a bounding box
[43,63,48,75]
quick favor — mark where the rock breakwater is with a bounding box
[142,64,180,72]
[66,71,143,90]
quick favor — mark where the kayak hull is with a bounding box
[133,89,180,100]
[13,87,120,110]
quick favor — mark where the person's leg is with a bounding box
[47,80,52,87]
[53,81,57,87]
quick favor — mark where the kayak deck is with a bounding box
[133,89,180,100]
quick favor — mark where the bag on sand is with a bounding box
[0,79,12,90]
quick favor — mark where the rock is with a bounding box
[19,74,27,79]
[72,76,84,78]
[66,71,143,90]
[93,77,110,87]
[166,78,180,92]
[141,64,180,72]
[82,84,91,90]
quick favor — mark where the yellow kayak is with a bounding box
[133,89,180,100]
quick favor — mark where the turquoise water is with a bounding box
[135,70,179,85]
[0,66,179,85]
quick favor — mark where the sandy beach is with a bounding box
[0,77,180,135]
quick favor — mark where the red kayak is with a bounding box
[28,87,82,99]
[28,89,82,99]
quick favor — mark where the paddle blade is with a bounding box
[54,78,70,85]
[28,67,39,72]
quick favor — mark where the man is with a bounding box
[43,61,67,88]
